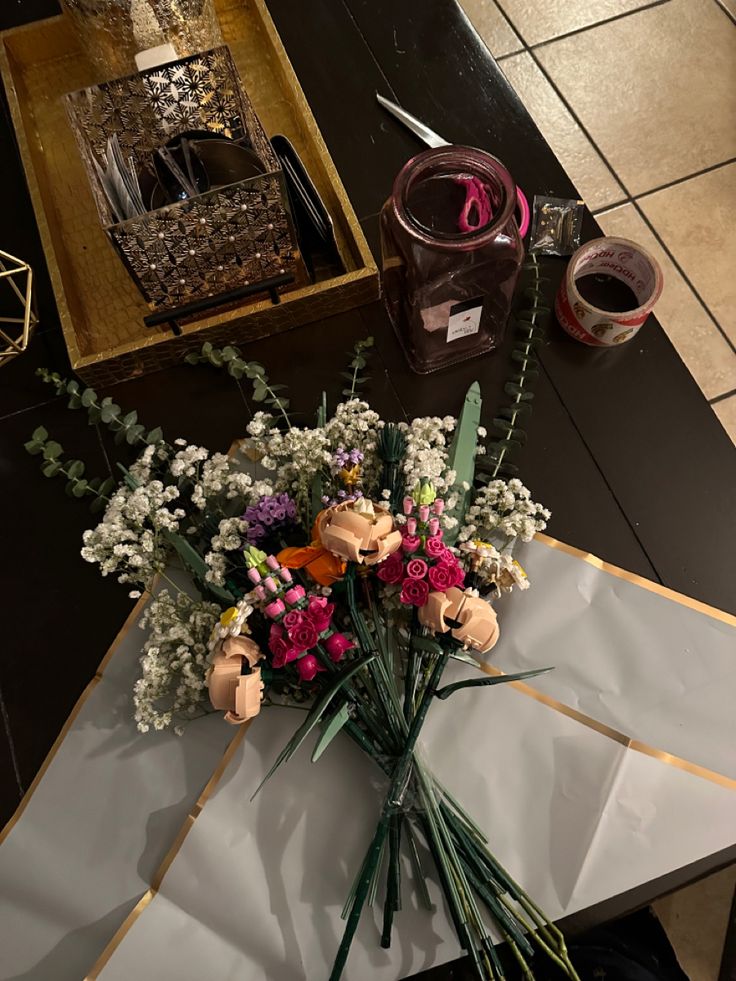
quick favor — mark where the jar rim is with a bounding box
[390,145,517,250]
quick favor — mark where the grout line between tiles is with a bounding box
[525,0,673,51]
[489,0,736,358]
[712,0,736,25]
[593,157,736,215]
[592,198,630,215]
[0,686,25,799]
[709,388,736,405]
[495,49,525,62]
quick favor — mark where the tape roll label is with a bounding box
[555,237,663,347]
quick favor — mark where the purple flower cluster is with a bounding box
[321,488,364,507]
[243,493,297,545]
[333,446,364,468]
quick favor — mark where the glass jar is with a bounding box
[60,0,223,80]
[380,146,524,374]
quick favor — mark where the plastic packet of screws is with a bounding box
[528,195,584,257]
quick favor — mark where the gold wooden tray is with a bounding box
[0,0,378,385]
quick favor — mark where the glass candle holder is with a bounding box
[380,146,524,374]
[60,0,223,80]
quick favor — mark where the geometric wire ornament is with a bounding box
[0,250,37,368]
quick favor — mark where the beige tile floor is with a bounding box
[461,1,736,977]
[462,0,736,452]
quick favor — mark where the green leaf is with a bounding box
[42,441,63,460]
[184,353,200,365]
[208,350,223,367]
[66,381,80,395]
[229,362,245,380]
[252,653,377,799]
[87,406,102,425]
[126,424,145,445]
[67,460,85,479]
[42,461,63,477]
[252,387,267,402]
[511,349,538,366]
[99,477,116,497]
[340,371,354,381]
[24,440,43,455]
[435,666,553,700]
[498,401,532,418]
[32,426,48,442]
[492,418,527,439]
[221,346,239,362]
[444,381,481,545]
[90,497,106,514]
[411,635,443,655]
[71,479,89,498]
[81,388,97,408]
[311,701,351,761]
[146,426,163,444]
[202,341,213,356]
[162,530,235,605]
[122,411,138,427]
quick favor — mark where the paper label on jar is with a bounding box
[446,298,483,343]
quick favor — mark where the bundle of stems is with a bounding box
[305,568,581,981]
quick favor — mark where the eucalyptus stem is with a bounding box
[491,256,541,481]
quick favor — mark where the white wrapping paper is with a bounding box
[1,539,734,981]
[0,599,233,981]
[92,669,736,981]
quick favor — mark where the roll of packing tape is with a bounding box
[555,236,663,347]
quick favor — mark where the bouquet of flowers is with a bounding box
[26,327,579,980]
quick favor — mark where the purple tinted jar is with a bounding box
[380,146,524,374]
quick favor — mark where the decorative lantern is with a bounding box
[60,0,224,79]
[65,47,298,316]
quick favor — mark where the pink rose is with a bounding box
[288,620,319,653]
[269,622,284,643]
[400,577,430,607]
[427,563,454,591]
[324,632,355,662]
[377,552,404,584]
[424,536,448,560]
[306,596,335,632]
[270,636,298,668]
[284,586,305,605]
[264,599,285,619]
[449,561,465,587]
[296,654,322,682]
[401,535,421,554]
[282,610,304,630]
[405,558,428,580]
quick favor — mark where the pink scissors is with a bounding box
[377,93,530,238]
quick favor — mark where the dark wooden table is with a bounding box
[1,1,734,978]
